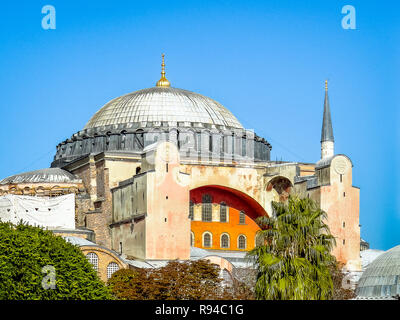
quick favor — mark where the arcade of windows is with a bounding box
[190,231,247,250]
[189,194,246,224]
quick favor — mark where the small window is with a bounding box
[340,174,343,183]
[202,194,212,222]
[189,201,194,220]
[343,239,346,245]
[220,202,227,222]
[86,252,98,271]
[107,262,120,279]
[203,232,212,248]
[238,235,246,249]
[239,211,246,224]
[343,222,346,228]
[221,234,229,248]
[343,192,346,197]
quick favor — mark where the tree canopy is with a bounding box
[108,259,253,300]
[248,196,336,300]
[0,221,112,300]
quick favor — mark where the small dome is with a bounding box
[0,168,80,185]
[356,245,400,298]
[84,87,243,130]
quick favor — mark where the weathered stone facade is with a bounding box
[0,71,361,273]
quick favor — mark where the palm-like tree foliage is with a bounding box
[248,196,336,300]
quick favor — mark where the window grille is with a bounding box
[220,202,227,222]
[86,252,98,271]
[107,262,119,279]
[221,234,229,248]
[189,201,194,220]
[239,211,246,224]
[202,194,212,222]
[238,235,246,249]
[203,233,212,247]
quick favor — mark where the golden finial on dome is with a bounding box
[325,79,328,91]
[156,53,171,87]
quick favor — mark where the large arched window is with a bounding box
[202,194,212,222]
[239,211,246,224]
[238,235,247,249]
[220,233,230,249]
[86,252,98,271]
[203,232,212,248]
[220,202,227,222]
[107,262,120,279]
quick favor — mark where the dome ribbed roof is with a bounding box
[84,87,243,130]
[0,168,80,185]
[356,245,400,298]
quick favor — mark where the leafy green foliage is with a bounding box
[0,221,112,300]
[248,196,336,300]
[108,260,254,300]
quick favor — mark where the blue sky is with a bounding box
[0,0,398,250]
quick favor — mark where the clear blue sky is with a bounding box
[0,0,398,250]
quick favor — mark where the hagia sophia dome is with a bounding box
[85,53,242,131]
[84,86,244,130]
[51,54,271,168]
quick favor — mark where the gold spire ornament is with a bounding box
[325,79,328,91]
[156,53,171,87]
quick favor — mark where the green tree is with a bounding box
[0,221,112,300]
[248,196,336,300]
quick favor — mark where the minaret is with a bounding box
[321,80,334,159]
[156,53,171,87]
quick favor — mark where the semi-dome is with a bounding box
[0,168,80,185]
[356,245,400,298]
[84,86,243,130]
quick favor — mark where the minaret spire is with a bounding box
[321,80,334,159]
[156,53,171,87]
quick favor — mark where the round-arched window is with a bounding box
[238,235,247,249]
[221,233,230,248]
[86,252,98,271]
[107,262,120,279]
[203,232,212,248]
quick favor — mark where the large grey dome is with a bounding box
[51,81,272,168]
[84,87,243,130]
[356,245,400,298]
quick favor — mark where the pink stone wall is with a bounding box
[319,158,361,270]
[145,145,191,260]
